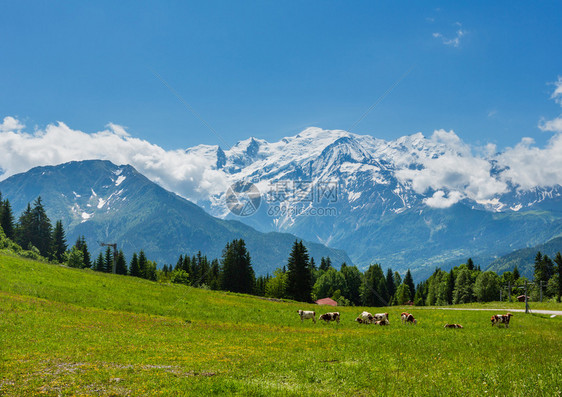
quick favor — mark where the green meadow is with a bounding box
[1,252,561,396]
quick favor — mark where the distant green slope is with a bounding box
[485,236,562,277]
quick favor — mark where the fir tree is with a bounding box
[220,239,255,294]
[386,268,396,303]
[319,256,332,272]
[467,258,475,271]
[138,250,148,279]
[75,236,91,268]
[513,265,520,280]
[360,264,388,307]
[175,254,184,271]
[51,220,67,262]
[15,203,33,249]
[130,252,140,277]
[1,199,15,239]
[285,240,313,302]
[208,259,221,290]
[115,250,128,275]
[404,269,416,302]
[30,197,53,257]
[555,252,562,303]
[103,247,114,273]
[94,252,105,272]
[446,268,455,304]
[341,265,362,306]
[453,268,473,304]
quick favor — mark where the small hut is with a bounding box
[315,297,338,306]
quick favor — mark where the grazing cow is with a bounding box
[297,310,316,323]
[319,312,340,324]
[374,313,389,322]
[355,311,375,324]
[491,313,513,328]
[375,319,390,326]
[444,323,464,329]
[401,312,417,325]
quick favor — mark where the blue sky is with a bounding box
[1,1,561,150]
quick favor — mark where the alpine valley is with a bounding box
[0,160,351,275]
[3,127,562,280]
[187,127,562,280]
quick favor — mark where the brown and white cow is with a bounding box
[297,310,316,323]
[374,313,389,322]
[401,312,417,325]
[355,311,375,324]
[319,312,340,324]
[375,319,390,326]
[444,323,463,329]
[491,313,513,328]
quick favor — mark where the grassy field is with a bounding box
[1,252,561,396]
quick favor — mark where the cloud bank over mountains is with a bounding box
[1,78,562,209]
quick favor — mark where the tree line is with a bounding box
[1,192,561,304]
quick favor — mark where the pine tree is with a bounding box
[220,239,255,294]
[386,268,396,303]
[15,203,33,249]
[341,265,362,306]
[138,250,148,279]
[555,252,562,303]
[513,265,520,280]
[446,268,455,304]
[404,269,415,302]
[534,251,553,284]
[285,240,313,302]
[51,220,67,262]
[30,197,53,257]
[319,256,332,272]
[130,253,140,277]
[103,247,114,273]
[115,250,128,275]
[453,268,473,304]
[467,258,475,271]
[75,236,91,268]
[175,254,184,271]
[360,264,388,307]
[1,199,15,239]
[208,259,221,290]
[94,252,104,272]
[310,257,316,271]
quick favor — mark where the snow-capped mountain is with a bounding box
[0,160,352,274]
[186,127,562,279]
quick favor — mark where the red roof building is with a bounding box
[315,297,338,306]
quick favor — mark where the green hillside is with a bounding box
[486,236,562,277]
[1,253,561,396]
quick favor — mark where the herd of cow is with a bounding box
[297,309,515,328]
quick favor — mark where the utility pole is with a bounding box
[525,280,529,314]
[99,242,117,274]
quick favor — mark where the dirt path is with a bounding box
[422,307,562,316]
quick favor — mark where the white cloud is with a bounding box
[538,116,562,133]
[551,76,562,106]
[496,132,562,190]
[396,129,508,208]
[423,190,464,208]
[0,119,228,201]
[0,116,25,132]
[433,29,466,47]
